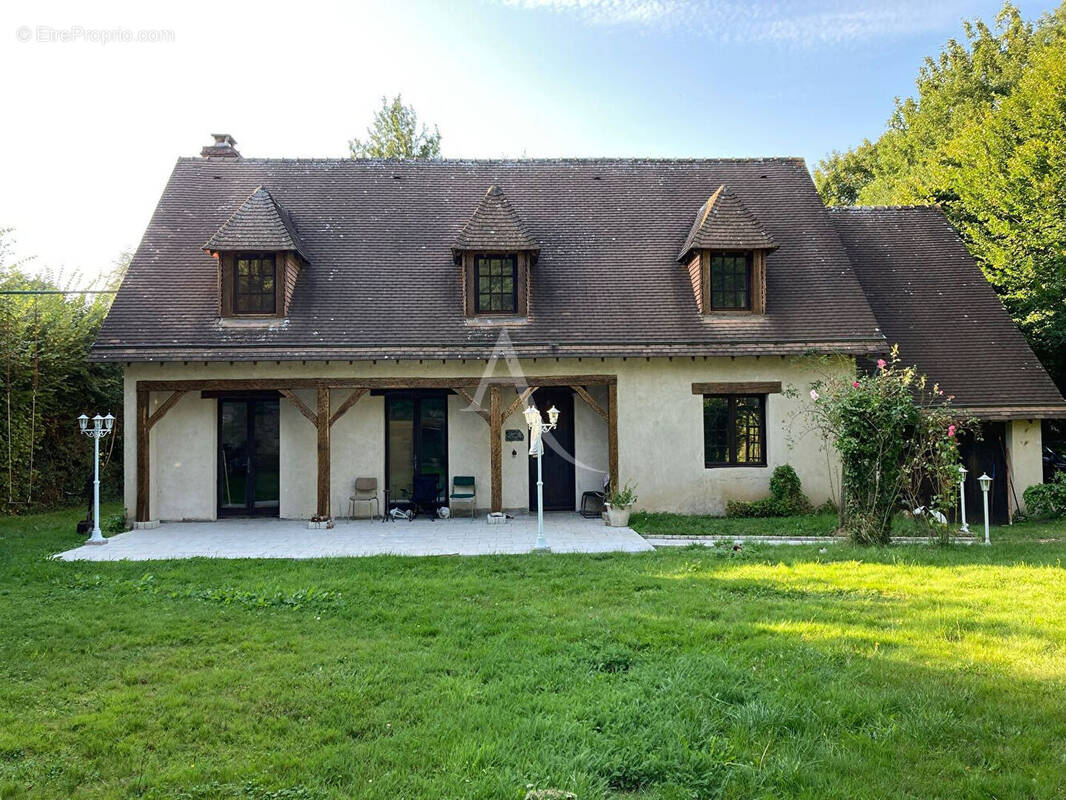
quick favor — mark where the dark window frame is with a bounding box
[703,393,767,468]
[707,251,753,311]
[232,253,278,316]
[474,253,519,315]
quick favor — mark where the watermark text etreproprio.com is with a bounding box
[16,25,176,45]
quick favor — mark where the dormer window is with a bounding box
[475,254,518,314]
[453,185,539,319]
[678,185,777,316]
[233,254,278,315]
[203,186,309,320]
[708,252,752,311]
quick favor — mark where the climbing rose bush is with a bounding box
[808,347,970,545]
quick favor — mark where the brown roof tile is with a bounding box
[677,184,777,261]
[829,206,1065,416]
[453,184,538,254]
[93,158,884,361]
[203,186,308,260]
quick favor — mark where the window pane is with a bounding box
[709,253,751,310]
[475,254,517,313]
[703,397,730,465]
[734,396,763,464]
[234,254,276,314]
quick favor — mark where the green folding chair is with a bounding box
[449,475,477,518]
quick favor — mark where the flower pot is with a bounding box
[605,505,632,527]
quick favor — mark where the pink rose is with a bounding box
[948,425,956,438]
[810,389,819,401]
[852,381,861,389]
[877,359,887,370]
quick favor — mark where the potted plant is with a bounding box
[604,483,637,527]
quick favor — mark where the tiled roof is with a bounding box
[453,184,538,254]
[202,186,308,260]
[829,206,1065,415]
[93,157,885,361]
[677,184,777,261]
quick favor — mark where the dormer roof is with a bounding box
[453,184,538,256]
[203,186,308,261]
[677,184,778,262]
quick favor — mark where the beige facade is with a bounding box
[123,355,1047,522]
[1007,419,1044,515]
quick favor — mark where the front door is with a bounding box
[528,388,576,512]
[385,392,448,507]
[218,398,280,516]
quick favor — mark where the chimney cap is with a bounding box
[200,132,241,158]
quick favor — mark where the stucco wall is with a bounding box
[1007,419,1043,514]
[122,355,848,521]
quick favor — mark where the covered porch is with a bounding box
[57,513,650,560]
[133,374,618,525]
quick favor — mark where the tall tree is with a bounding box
[815,2,1066,389]
[349,95,442,159]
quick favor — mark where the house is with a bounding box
[92,134,1066,526]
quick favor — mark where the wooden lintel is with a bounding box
[316,387,331,519]
[691,381,782,395]
[146,390,187,430]
[453,388,490,423]
[136,374,616,393]
[329,388,366,428]
[280,389,318,426]
[571,385,608,421]
[490,385,502,513]
[136,390,150,522]
[607,383,619,493]
[504,386,538,421]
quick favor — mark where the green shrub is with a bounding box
[726,465,812,518]
[1023,473,1066,518]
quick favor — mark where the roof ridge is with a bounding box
[828,204,941,212]
[180,156,808,166]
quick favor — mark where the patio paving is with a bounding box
[54,513,653,561]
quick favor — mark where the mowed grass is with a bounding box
[2,509,1066,799]
[630,512,840,537]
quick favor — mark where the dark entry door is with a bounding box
[385,393,448,506]
[529,388,576,512]
[218,398,280,516]
[958,421,1010,525]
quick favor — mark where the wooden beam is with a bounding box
[504,386,538,421]
[136,374,617,393]
[329,388,366,428]
[490,385,502,512]
[136,390,150,522]
[146,390,186,431]
[571,385,608,421]
[453,388,490,423]
[316,386,331,519]
[280,389,318,426]
[691,381,782,395]
[607,383,619,493]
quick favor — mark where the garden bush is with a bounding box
[1023,473,1066,518]
[727,464,812,518]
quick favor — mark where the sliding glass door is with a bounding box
[385,392,447,506]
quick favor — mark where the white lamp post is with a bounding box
[79,412,115,545]
[524,402,560,553]
[978,472,992,546]
[958,465,969,534]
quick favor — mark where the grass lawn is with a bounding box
[2,508,1066,799]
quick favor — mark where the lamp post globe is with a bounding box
[79,412,115,545]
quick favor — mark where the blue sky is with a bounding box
[0,0,1058,280]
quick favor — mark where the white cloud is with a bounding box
[496,0,970,45]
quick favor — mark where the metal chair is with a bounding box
[347,477,380,520]
[449,475,477,518]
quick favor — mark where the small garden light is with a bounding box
[978,472,992,546]
[79,411,115,545]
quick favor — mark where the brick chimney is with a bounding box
[200,133,241,158]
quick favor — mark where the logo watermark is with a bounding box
[16,25,176,45]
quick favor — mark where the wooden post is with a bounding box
[490,385,502,512]
[316,386,330,519]
[136,389,150,522]
[607,382,619,493]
